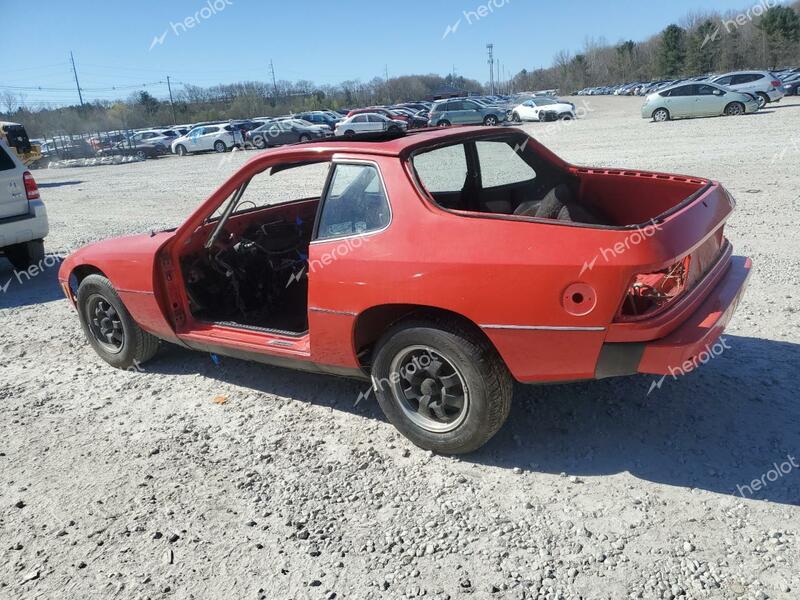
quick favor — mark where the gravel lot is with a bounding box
[1,96,799,600]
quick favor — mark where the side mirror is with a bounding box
[714,90,724,96]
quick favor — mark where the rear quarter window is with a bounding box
[413,144,468,193]
[0,145,16,171]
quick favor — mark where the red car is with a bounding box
[59,127,751,454]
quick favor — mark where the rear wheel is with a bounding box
[483,114,499,126]
[298,134,311,143]
[175,144,188,156]
[5,240,45,270]
[371,319,513,454]
[344,129,355,137]
[214,140,227,153]
[652,108,670,122]
[559,113,574,120]
[388,125,401,133]
[511,112,521,122]
[77,275,159,370]
[756,92,769,108]
[437,119,451,127]
[725,102,745,116]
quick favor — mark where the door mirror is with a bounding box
[713,90,724,96]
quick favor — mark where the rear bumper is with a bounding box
[596,255,752,377]
[0,200,49,249]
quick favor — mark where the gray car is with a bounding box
[428,98,508,127]
[247,119,330,148]
[641,82,759,122]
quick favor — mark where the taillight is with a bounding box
[23,171,40,200]
[618,256,691,320]
[771,80,781,88]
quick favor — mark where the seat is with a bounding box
[513,184,606,224]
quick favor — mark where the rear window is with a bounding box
[0,144,16,171]
[476,140,536,188]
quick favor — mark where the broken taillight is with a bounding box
[618,256,691,320]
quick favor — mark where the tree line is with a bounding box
[511,1,800,93]
[2,1,799,137]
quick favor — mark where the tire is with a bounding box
[175,144,188,156]
[756,92,769,108]
[388,125,401,133]
[214,140,227,153]
[724,102,745,116]
[76,275,160,370]
[298,134,311,142]
[371,318,513,454]
[559,113,573,121]
[253,137,266,149]
[344,130,355,137]
[483,115,499,126]
[135,149,147,160]
[5,240,45,270]
[511,112,521,123]
[437,120,451,127]
[652,108,670,122]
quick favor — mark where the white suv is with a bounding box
[171,124,237,156]
[711,71,785,107]
[0,139,48,269]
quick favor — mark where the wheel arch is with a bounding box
[352,303,503,371]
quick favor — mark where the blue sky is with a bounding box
[3,0,759,106]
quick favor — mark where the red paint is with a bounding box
[58,126,752,382]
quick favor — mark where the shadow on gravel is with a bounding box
[468,334,800,506]
[0,258,65,308]
[144,333,799,505]
[38,180,83,188]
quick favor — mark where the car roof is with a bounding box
[242,125,521,165]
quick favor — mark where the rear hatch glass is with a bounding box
[0,143,29,219]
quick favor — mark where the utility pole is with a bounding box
[486,44,494,95]
[166,76,176,125]
[497,59,501,94]
[70,51,84,106]
[269,60,278,102]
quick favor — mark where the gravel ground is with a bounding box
[1,96,799,600]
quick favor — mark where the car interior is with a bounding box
[410,133,707,227]
[178,160,390,336]
[179,161,328,335]
[410,134,612,225]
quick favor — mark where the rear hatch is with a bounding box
[0,141,29,219]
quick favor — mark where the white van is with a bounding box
[0,138,48,270]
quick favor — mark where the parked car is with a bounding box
[247,119,331,148]
[172,124,238,155]
[710,71,785,107]
[334,113,407,136]
[105,139,169,160]
[0,138,48,269]
[58,126,751,454]
[428,98,507,127]
[294,111,341,130]
[642,82,759,122]
[781,72,800,96]
[511,97,576,122]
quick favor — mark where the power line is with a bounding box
[70,51,84,106]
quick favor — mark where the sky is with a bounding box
[2,0,760,107]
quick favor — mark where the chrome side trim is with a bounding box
[480,324,606,332]
[309,307,357,317]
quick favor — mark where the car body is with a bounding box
[247,119,331,148]
[710,71,785,107]
[171,124,238,155]
[0,138,48,270]
[294,111,341,130]
[428,98,508,127]
[59,126,751,455]
[346,107,411,125]
[511,97,577,122]
[642,82,759,121]
[334,113,407,136]
[781,73,800,96]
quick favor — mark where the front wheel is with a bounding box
[725,102,745,116]
[76,275,160,370]
[437,120,451,127]
[213,141,227,153]
[483,115,499,126]
[652,108,670,122]
[371,319,513,454]
[511,112,521,123]
[175,144,188,156]
[388,125,401,133]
